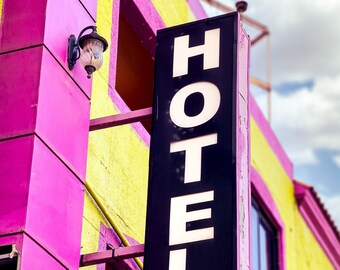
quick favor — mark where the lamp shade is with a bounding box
[79,39,105,72]
[67,26,108,78]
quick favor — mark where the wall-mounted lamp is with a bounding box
[68,26,108,79]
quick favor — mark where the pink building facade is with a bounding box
[0,0,339,269]
[0,0,95,268]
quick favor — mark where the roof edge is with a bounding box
[294,180,340,268]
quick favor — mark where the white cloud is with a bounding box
[333,154,340,168]
[321,194,340,229]
[288,148,319,166]
[244,0,340,84]
[205,0,340,84]
[213,0,340,229]
[206,0,340,230]
[253,75,340,166]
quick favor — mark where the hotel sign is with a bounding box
[145,13,245,270]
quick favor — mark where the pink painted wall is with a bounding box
[0,0,97,268]
[187,0,207,20]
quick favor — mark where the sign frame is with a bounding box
[144,12,250,270]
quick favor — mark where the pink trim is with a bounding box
[107,0,149,145]
[107,0,120,91]
[106,0,166,147]
[236,19,251,269]
[108,0,165,91]
[250,94,293,179]
[251,167,286,270]
[109,90,151,146]
[121,0,165,55]
[187,0,208,20]
[294,181,340,268]
[128,0,165,33]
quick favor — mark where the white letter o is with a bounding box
[169,82,221,128]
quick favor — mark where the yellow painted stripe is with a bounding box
[251,117,334,269]
[83,0,149,261]
[151,0,195,27]
[0,0,3,21]
[81,0,115,260]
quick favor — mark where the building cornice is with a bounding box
[294,181,340,269]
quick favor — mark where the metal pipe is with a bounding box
[89,107,152,131]
[85,182,144,269]
[266,34,272,123]
[80,245,144,267]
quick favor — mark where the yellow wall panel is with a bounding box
[0,0,3,20]
[152,0,195,26]
[251,117,334,269]
[82,0,150,253]
[81,0,116,254]
[81,218,100,270]
[86,124,149,243]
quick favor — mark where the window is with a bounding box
[0,245,18,270]
[251,199,279,270]
[115,3,155,132]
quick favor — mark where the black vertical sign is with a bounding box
[145,13,238,270]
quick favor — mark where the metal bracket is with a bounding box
[89,107,152,131]
[79,244,144,267]
[67,34,79,70]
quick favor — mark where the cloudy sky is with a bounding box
[202,0,340,228]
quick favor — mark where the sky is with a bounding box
[201,0,340,229]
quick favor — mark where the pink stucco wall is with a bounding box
[0,0,96,268]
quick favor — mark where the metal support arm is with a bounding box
[80,244,144,267]
[89,107,152,131]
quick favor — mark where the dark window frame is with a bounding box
[251,197,279,270]
[0,245,19,270]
